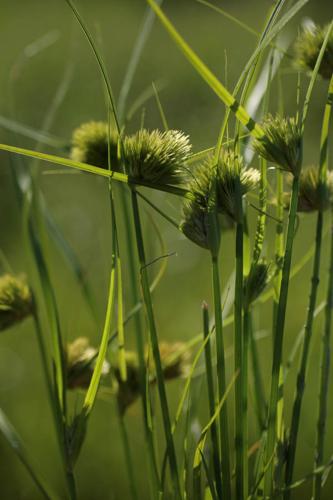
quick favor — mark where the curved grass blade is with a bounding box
[0,408,56,500]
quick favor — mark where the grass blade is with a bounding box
[0,408,55,499]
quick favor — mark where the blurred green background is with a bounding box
[0,0,333,498]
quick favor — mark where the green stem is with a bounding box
[235,216,246,500]
[264,175,300,495]
[118,411,139,500]
[202,302,222,499]
[312,72,333,499]
[313,210,333,499]
[211,254,232,499]
[249,316,266,431]
[119,186,161,495]
[284,210,324,498]
[130,188,181,499]
[243,306,251,495]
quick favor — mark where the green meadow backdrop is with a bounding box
[0,0,332,498]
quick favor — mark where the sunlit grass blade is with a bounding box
[0,143,192,198]
[83,228,117,415]
[147,0,308,138]
[146,0,265,138]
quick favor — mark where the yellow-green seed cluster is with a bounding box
[71,122,191,186]
[284,166,333,212]
[181,150,259,250]
[0,274,33,332]
[253,115,302,176]
[294,23,333,80]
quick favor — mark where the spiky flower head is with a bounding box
[244,260,271,308]
[0,274,33,331]
[180,199,212,250]
[180,150,258,249]
[123,129,191,185]
[66,337,110,390]
[294,23,333,80]
[113,351,141,415]
[253,115,302,176]
[284,166,333,212]
[148,341,192,381]
[70,121,121,171]
[215,151,260,220]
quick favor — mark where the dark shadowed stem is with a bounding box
[284,210,324,498]
[119,186,161,494]
[130,188,181,499]
[242,306,250,496]
[235,215,246,500]
[211,254,232,499]
[117,411,139,500]
[313,72,333,500]
[249,316,266,431]
[202,302,223,499]
[313,211,333,499]
[264,175,300,496]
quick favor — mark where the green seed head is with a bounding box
[0,274,33,332]
[180,150,258,249]
[123,129,191,185]
[244,260,271,307]
[66,337,110,390]
[180,199,212,250]
[294,23,333,80]
[148,341,192,381]
[284,166,333,212]
[253,115,302,176]
[71,121,121,171]
[215,151,260,220]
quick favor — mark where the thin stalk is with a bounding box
[284,210,324,498]
[211,254,232,499]
[130,188,181,499]
[313,73,333,499]
[117,411,139,500]
[313,209,333,499]
[249,314,266,431]
[264,175,300,495]
[119,186,161,495]
[243,306,251,494]
[202,302,222,499]
[234,204,246,500]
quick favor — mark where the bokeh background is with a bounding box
[0,0,333,498]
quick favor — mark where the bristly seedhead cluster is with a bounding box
[215,151,260,220]
[66,337,110,390]
[71,124,191,186]
[180,150,259,250]
[253,115,302,176]
[123,129,191,185]
[244,260,271,308]
[0,274,34,331]
[284,166,333,212]
[148,341,192,381]
[71,121,121,171]
[294,23,333,80]
[113,351,141,415]
[114,342,192,415]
